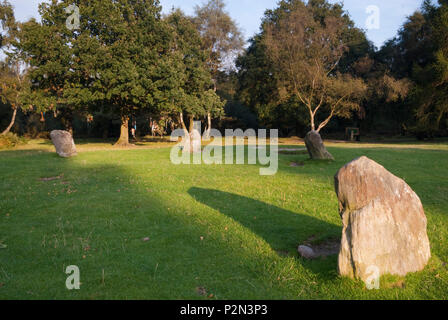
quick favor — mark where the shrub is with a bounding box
[0,132,26,149]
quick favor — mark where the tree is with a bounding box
[379,0,448,137]
[17,0,178,145]
[0,0,15,49]
[0,0,29,136]
[164,8,224,151]
[236,35,285,131]
[261,0,366,158]
[0,62,28,135]
[412,0,448,135]
[13,1,83,135]
[192,0,243,138]
[74,0,177,146]
[349,54,412,135]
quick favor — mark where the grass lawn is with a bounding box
[0,138,447,299]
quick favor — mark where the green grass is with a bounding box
[0,139,447,299]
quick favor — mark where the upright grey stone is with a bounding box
[50,130,77,158]
[304,130,334,160]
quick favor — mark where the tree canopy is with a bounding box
[238,0,367,134]
[11,0,223,144]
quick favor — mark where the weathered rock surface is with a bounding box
[50,130,77,158]
[304,130,334,160]
[334,156,431,281]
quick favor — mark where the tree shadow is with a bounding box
[188,187,341,278]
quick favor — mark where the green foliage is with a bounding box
[237,0,368,134]
[192,0,244,77]
[164,9,224,120]
[0,131,25,148]
[0,0,16,48]
[411,1,448,133]
[11,1,224,142]
[377,0,448,137]
[236,35,279,124]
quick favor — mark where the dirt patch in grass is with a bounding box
[300,236,341,259]
[311,240,340,257]
[39,174,64,182]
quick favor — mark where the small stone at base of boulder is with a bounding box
[50,130,77,158]
[298,245,316,259]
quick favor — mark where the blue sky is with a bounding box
[8,0,424,48]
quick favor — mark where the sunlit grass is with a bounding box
[0,139,447,299]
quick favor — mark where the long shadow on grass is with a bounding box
[188,187,341,278]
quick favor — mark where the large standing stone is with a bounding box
[334,156,431,281]
[50,130,77,158]
[304,130,334,160]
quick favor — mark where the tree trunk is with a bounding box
[188,116,201,153]
[188,115,195,133]
[115,115,130,146]
[179,114,201,153]
[204,112,212,140]
[1,106,17,135]
[204,78,218,140]
[310,111,315,131]
[179,112,190,151]
[149,117,155,137]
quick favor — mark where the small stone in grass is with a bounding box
[143,237,150,242]
[298,245,316,259]
[196,287,207,296]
